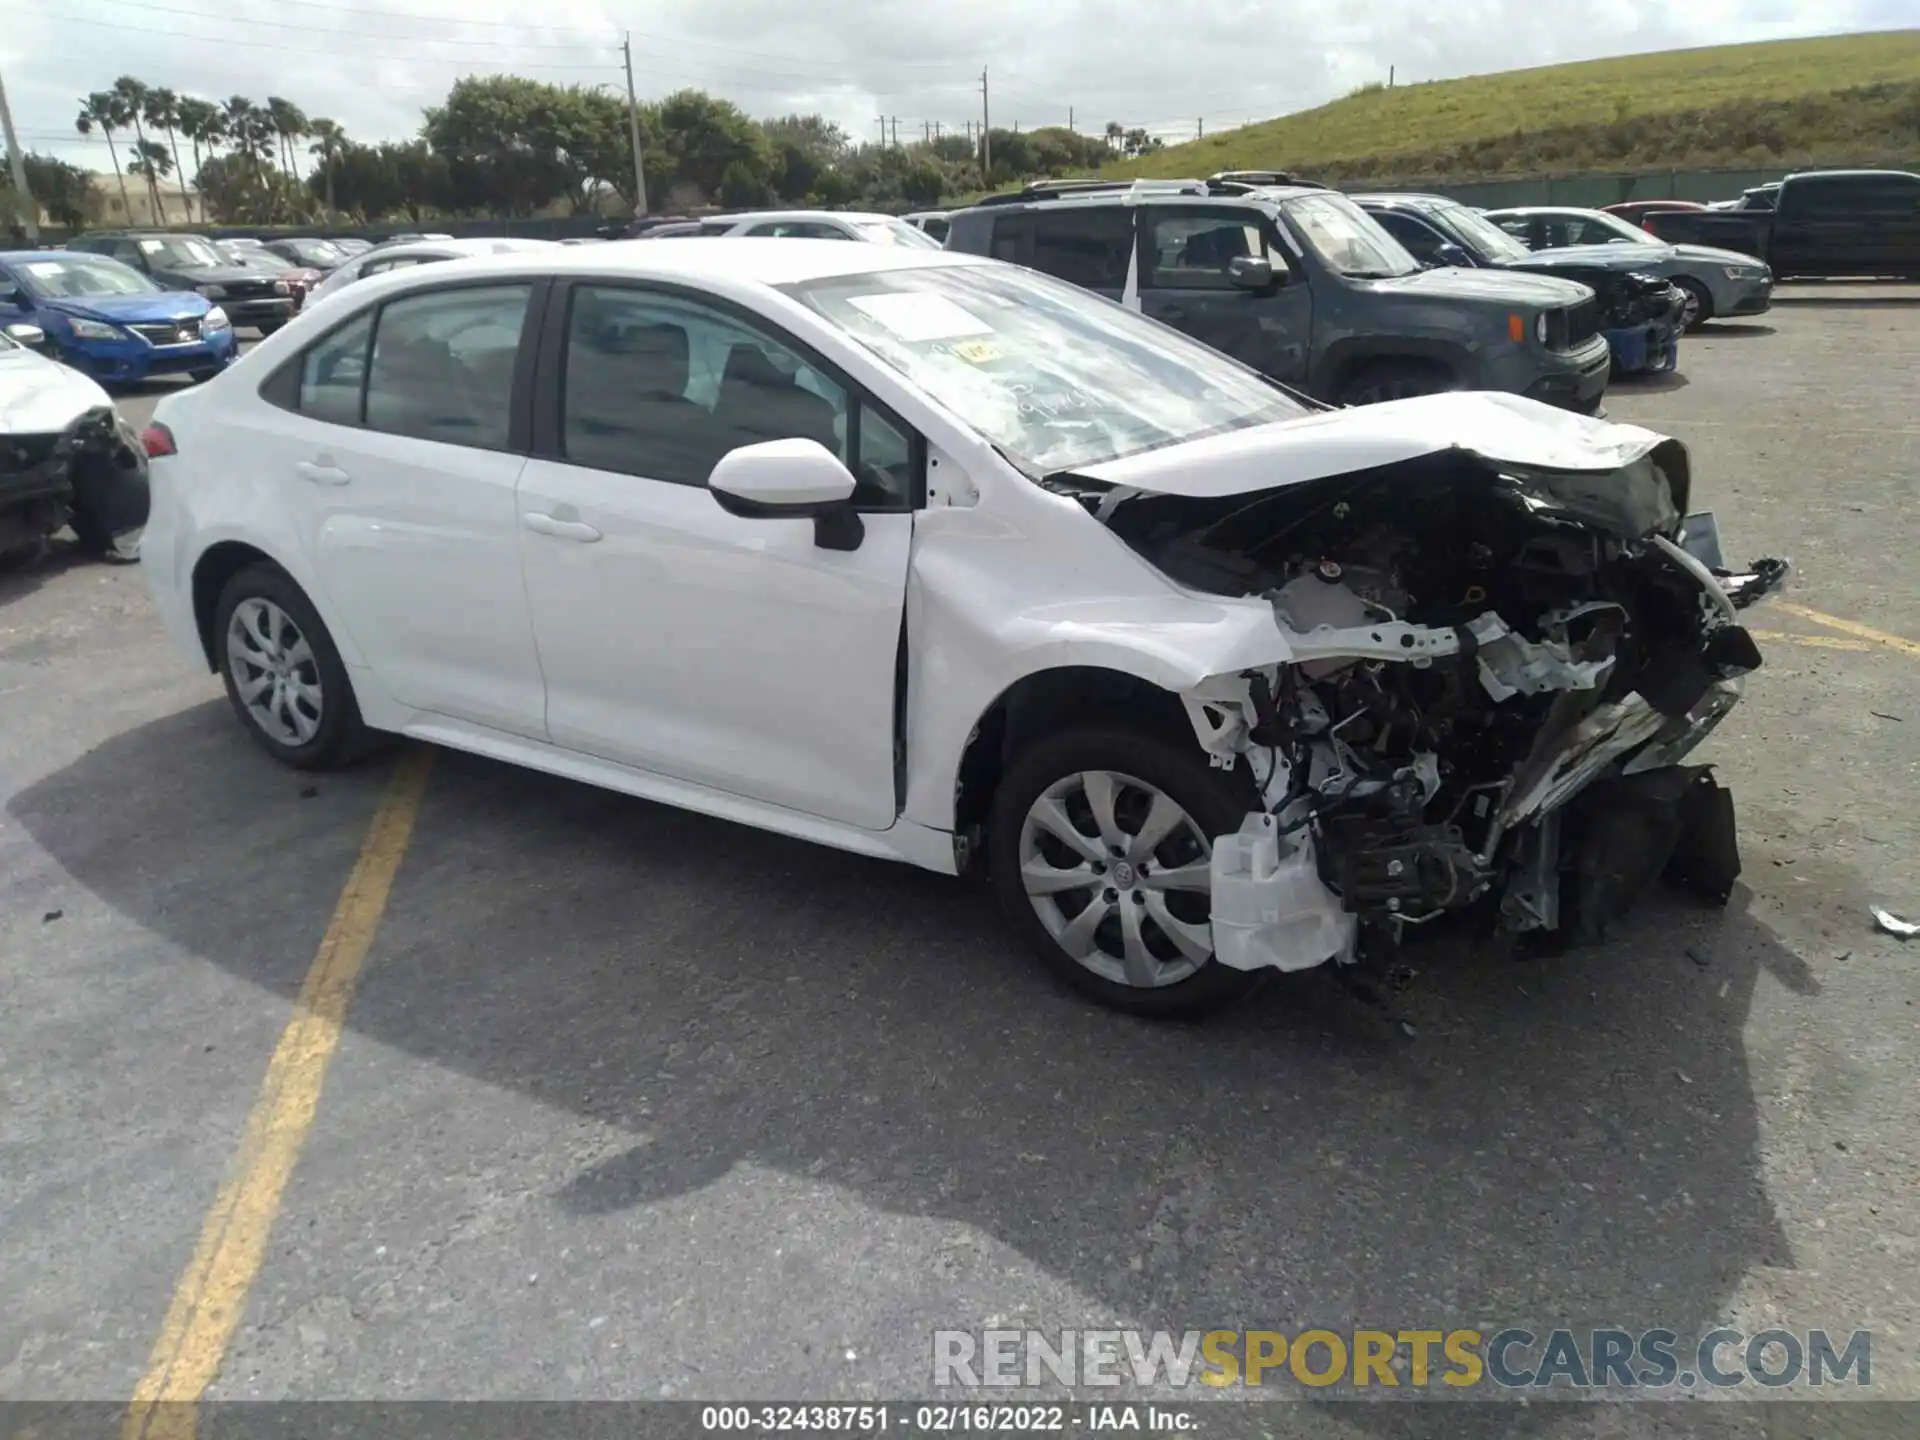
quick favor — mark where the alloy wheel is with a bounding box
[226,597,324,746]
[1017,769,1216,988]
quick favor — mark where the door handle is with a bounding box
[295,460,350,486]
[522,511,602,543]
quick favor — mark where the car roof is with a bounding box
[721,210,898,225]
[1782,167,1919,181]
[1352,193,1453,209]
[365,236,991,290]
[363,237,556,260]
[4,249,118,264]
[1481,206,1615,218]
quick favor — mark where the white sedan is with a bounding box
[302,237,558,308]
[140,241,1780,1016]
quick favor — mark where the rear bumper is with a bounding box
[1520,336,1612,414]
[61,329,239,383]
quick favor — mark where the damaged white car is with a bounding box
[141,243,1787,1016]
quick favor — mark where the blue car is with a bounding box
[0,251,238,385]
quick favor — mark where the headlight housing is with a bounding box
[272,280,290,295]
[67,317,121,341]
[1534,312,1550,345]
[1723,265,1760,280]
[196,283,227,298]
[202,306,231,330]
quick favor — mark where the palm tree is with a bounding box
[113,76,162,218]
[128,140,175,220]
[308,118,345,219]
[75,91,133,219]
[177,96,221,200]
[143,87,192,222]
[266,97,310,181]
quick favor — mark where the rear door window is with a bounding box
[1370,210,1445,265]
[1144,209,1284,288]
[363,284,532,450]
[297,311,375,425]
[1026,207,1133,288]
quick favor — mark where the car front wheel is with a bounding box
[213,562,367,769]
[989,726,1263,1018]
[1674,277,1712,331]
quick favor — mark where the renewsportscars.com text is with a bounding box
[932,1327,1872,1391]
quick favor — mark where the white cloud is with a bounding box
[2,0,1896,172]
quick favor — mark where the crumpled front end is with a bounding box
[1074,435,1787,974]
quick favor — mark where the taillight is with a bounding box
[141,422,177,458]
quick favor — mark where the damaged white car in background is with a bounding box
[141,244,1786,1018]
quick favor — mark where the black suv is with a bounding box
[945,179,1611,410]
[65,232,297,334]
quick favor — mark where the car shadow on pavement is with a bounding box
[1698,324,1777,340]
[1612,369,1690,394]
[0,537,100,608]
[12,712,1821,1434]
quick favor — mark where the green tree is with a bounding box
[308,118,346,218]
[266,96,310,180]
[424,75,574,215]
[142,87,192,222]
[74,91,133,220]
[128,137,175,215]
[762,114,851,203]
[1,154,102,232]
[112,77,163,218]
[658,89,772,201]
[176,96,223,199]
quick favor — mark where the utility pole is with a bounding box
[620,34,648,216]
[979,67,991,176]
[1068,105,1074,134]
[890,116,900,147]
[0,68,38,243]
[1389,65,1396,87]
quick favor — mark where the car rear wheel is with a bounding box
[989,726,1263,1019]
[1337,359,1452,406]
[213,563,367,769]
[1674,277,1711,332]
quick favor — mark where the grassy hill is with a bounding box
[1103,31,1920,183]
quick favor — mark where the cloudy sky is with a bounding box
[5,0,1915,172]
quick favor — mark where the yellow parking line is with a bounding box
[122,745,436,1440]
[1749,629,1877,653]
[1770,602,1920,660]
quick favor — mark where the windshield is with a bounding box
[782,262,1309,474]
[14,257,161,299]
[141,236,229,269]
[285,239,348,264]
[1280,193,1420,277]
[854,220,944,249]
[1433,204,1533,263]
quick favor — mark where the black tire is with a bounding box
[989,726,1263,1019]
[1674,277,1712,332]
[189,367,222,384]
[256,321,284,335]
[212,562,367,770]
[1336,359,1452,406]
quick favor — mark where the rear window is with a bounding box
[1026,207,1133,288]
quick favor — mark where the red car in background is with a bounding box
[1603,200,1709,232]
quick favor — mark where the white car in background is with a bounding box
[303,237,558,308]
[650,210,943,248]
[138,241,1780,1017]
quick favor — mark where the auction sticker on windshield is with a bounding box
[846,292,994,342]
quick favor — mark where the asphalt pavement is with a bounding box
[3,297,1917,1436]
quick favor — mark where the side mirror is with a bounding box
[1433,242,1471,268]
[1227,255,1278,291]
[5,322,47,350]
[708,438,864,552]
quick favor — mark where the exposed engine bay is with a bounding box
[0,406,149,559]
[1051,444,1788,974]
